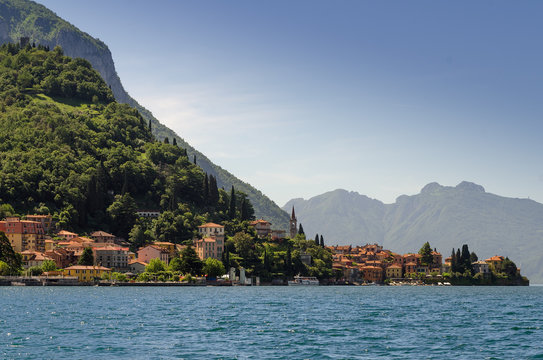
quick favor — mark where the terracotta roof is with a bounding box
[90,231,115,237]
[129,260,148,266]
[405,262,418,266]
[58,230,78,236]
[387,264,402,269]
[250,219,271,225]
[486,256,504,262]
[198,222,224,228]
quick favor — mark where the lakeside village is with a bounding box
[0,208,528,286]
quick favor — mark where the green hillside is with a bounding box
[0,0,290,230]
[0,43,255,247]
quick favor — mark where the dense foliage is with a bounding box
[0,44,255,247]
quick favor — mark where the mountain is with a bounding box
[0,0,289,230]
[0,43,252,246]
[283,182,543,283]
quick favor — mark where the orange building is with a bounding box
[0,217,45,252]
[194,237,222,260]
[361,266,383,283]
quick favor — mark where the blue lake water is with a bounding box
[1,286,542,359]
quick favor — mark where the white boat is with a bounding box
[288,276,319,286]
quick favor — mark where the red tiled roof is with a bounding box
[198,222,224,228]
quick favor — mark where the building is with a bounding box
[21,251,53,268]
[45,248,76,269]
[63,265,111,282]
[57,230,78,241]
[136,210,161,218]
[289,207,297,239]
[93,246,129,271]
[250,219,272,238]
[271,229,286,241]
[361,266,383,283]
[152,242,177,256]
[25,215,54,233]
[137,245,170,265]
[472,261,490,275]
[485,256,504,271]
[90,231,117,244]
[194,237,222,260]
[0,217,45,252]
[197,223,225,241]
[129,260,148,274]
[386,264,402,279]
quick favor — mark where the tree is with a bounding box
[232,232,253,261]
[298,223,305,236]
[41,260,57,272]
[168,257,183,272]
[146,258,166,273]
[173,138,177,146]
[419,242,433,266]
[470,251,478,264]
[0,261,11,276]
[203,257,225,279]
[320,235,324,248]
[180,246,203,275]
[229,186,237,219]
[163,137,169,144]
[501,257,518,278]
[107,193,138,240]
[314,234,319,246]
[0,232,22,273]
[78,247,94,266]
[450,248,458,273]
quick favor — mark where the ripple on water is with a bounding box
[1,286,543,359]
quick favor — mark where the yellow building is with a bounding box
[386,264,403,279]
[63,265,111,282]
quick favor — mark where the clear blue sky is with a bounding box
[37,0,543,206]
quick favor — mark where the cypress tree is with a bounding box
[229,186,236,219]
[209,175,219,204]
[451,248,457,273]
[286,245,292,277]
[163,137,169,144]
[193,155,197,165]
[203,173,209,204]
[320,235,324,247]
[173,138,177,146]
[240,198,250,221]
[148,119,152,132]
[456,248,462,273]
[298,223,305,236]
[314,234,319,246]
[78,247,94,266]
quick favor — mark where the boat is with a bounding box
[287,276,319,286]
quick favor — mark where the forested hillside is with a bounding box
[0,0,290,230]
[0,43,256,248]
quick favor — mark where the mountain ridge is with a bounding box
[282,182,543,283]
[0,0,289,229]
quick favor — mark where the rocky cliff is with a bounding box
[0,0,289,229]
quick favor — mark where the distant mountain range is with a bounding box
[283,182,543,284]
[0,0,289,229]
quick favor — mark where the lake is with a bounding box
[1,286,542,359]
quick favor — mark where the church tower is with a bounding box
[289,206,297,239]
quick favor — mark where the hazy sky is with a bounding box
[37,0,543,206]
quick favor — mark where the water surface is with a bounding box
[1,286,542,359]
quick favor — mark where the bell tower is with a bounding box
[289,207,297,239]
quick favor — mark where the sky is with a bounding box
[36,0,543,206]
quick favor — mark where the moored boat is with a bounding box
[288,276,319,286]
